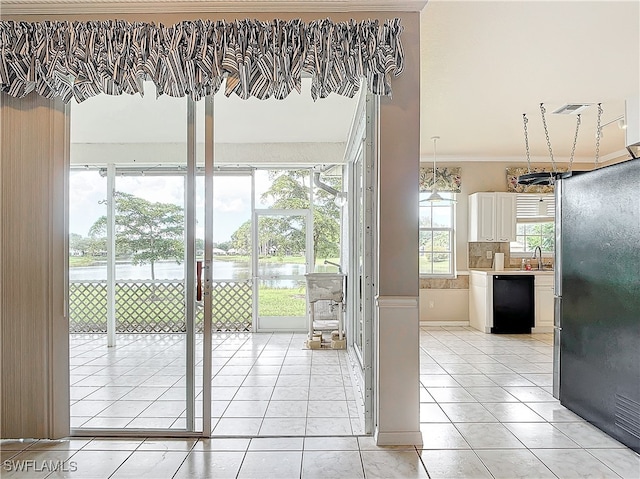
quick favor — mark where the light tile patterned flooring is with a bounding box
[2,326,638,478]
[70,332,364,436]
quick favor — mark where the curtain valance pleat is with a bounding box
[0,18,404,103]
[420,167,462,193]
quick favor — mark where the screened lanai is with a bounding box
[68,78,375,434]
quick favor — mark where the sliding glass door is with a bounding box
[69,84,213,435]
[345,92,376,434]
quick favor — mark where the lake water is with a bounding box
[69,260,328,283]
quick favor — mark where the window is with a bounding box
[419,192,455,276]
[510,194,555,256]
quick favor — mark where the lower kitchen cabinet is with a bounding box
[469,269,555,333]
[533,274,554,333]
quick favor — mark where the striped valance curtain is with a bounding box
[420,167,462,193]
[0,18,404,103]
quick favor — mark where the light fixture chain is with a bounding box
[523,113,532,173]
[540,103,556,172]
[432,136,438,189]
[568,113,581,173]
[595,103,603,166]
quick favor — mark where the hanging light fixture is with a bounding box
[537,197,547,216]
[426,136,443,201]
[423,136,455,203]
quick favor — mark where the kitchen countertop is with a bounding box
[469,268,554,276]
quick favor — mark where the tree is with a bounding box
[255,170,341,260]
[525,223,555,252]
[215,241,231,252]
[230,220,251,254]
[69,233,106,257]
[228,170,341,260]
[89,192,184,279]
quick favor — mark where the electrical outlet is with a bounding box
[486,251,493,259]
[428,300,435,309]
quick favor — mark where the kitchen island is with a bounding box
[469,268,554,333]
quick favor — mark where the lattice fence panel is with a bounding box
[69,281,107,332]
[116,282,186,333]
[70,280,252,333]
[208,280,253,332]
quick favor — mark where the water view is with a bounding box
[69,259,329,282]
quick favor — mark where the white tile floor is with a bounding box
[70,331,364,436]
[3,326,638,478]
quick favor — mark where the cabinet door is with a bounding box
[495,193,516,242]
[534,276,555,332]
[469,193,496,241]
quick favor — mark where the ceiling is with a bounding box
[422,0,640,165]
[71,78,360,144]
[5,0,640,165]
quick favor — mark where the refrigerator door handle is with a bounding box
[554,179,562,297]
[554,296,562,328]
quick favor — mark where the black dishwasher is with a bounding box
[492,275,535,334]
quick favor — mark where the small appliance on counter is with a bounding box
[493,253,504,271]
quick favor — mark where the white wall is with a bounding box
[419,289,468,323]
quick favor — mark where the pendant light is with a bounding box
[424,136,454,202]
[537,197,547,216]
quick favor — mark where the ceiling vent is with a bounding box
[552,104,592,115]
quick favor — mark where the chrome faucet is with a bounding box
[324,260,342,273]
[532,246,543,270]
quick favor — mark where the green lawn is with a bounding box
[258,286,306,316]
[419,256,452,275]
[69,256,98,267]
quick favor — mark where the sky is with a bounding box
[69,171,261,243]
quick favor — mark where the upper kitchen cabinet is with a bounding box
[468,192,516,242]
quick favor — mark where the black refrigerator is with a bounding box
[553,158,640,454]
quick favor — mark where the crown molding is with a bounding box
[418,150,632,164]
[0,0,429,16]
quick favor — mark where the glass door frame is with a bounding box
[252,208,313,332]
[70,96,213,438]
[345,91,376,434]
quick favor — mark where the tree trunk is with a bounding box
[150,261,157,300]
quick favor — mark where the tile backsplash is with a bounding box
[468,242,555,269]
[468,242,510,269]
[420,276,469,290]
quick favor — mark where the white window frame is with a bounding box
[511,194,555,258]
[419,192,456,278]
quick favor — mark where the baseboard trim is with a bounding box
[532,326,554,333]
[420,320,470,327]
[377,296,419,309]
[374,429,423,446]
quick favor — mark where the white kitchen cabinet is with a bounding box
[533,274,555,333]
[468,192,516,242]
[469,270,491,333]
